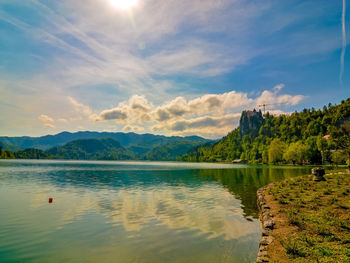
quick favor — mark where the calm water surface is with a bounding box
[0,160,311,263]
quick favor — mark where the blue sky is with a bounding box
[0,0,349,138]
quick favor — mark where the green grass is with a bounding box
[269,170,350,263]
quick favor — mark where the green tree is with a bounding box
[262,149,269,163]
[283,141,306,164]
[329,121,350,162]
[331,151,346,165]
[317,135,329,164]
[240,151,247,161]
[268,138,286,164]
[0,150,15,159]
[179,98,350,165]
[304,136,322,164]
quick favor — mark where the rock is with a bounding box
[260,236,274,246]
[259,245,267,252]
[258,195,265,204]
[262,208,271,214]
[256,255,269,263]
[239,109,264,138]
[261,229,270,236]
[313,175,326,181]
[312,168,325,176]
[257,250,268,258]
[312,168,326,181]
[256,183,276,262]
[263,219,275,229]
[263,213,271,222]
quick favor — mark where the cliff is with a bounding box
[239,109,264,138]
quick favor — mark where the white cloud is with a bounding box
[188,91,253,115]
[268,109,290,116]
[151,91,253,123]
[43,123,55,129]
[98,95,153,124]
[122,125,144,132]
[93,84,305,138]
[153,97,189,122]
[152,113,241,137]
[38,114,54,123]
[255,84,306,107]
[68,96,93,117]
[31,84,302,138]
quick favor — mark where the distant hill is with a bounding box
[47,138,134,160]
[144,140,208,161]
[0,132,210,156]
[179,98,350,164]
[0,140,22,152]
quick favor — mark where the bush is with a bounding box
[283,238,309,258]
[331,151,347,165]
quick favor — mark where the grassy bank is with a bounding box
[261,170,350,262]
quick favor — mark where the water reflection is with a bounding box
[0,160,311,263]
[198,167,311,218]
[24,173,259,240]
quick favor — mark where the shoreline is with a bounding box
[256,183,279,263]
[256,183,295,262]
[255,169,350,262]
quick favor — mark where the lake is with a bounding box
[0,160,311,263]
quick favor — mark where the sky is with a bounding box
[0,0,349,139]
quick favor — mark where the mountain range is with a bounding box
[0,131,212,161]
[0,131,208,150]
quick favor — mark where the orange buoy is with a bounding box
[49,197,53,203]
[93,177,96,181]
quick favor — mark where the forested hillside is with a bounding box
[0,133,210,161]
[179,98,350,165]
[0,141,22,152]
[0,131,209,151]
[0,137,208,161]
[47,138,134,160]
[144,140,206,161]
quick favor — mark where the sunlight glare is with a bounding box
[109,0,138,10]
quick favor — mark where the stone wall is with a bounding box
[256,184,275,263]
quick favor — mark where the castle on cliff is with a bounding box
[239,109,265,138]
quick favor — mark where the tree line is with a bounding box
[178,98,350,165]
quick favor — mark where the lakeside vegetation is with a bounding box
[178,98,350,165]
[265,170,350,262]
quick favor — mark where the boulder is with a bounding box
[312,168,326,181]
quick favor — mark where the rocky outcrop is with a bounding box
[239,109,264,138]
[256,184,275,263]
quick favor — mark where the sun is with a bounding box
[109,0,138,10]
